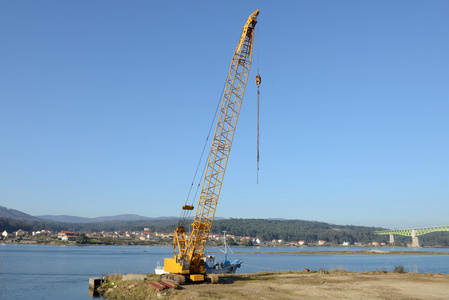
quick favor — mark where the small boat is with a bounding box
[154,261,167,275]
[154,232,243,275]
[205,233,243,274]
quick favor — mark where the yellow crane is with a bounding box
[161,9,259,284]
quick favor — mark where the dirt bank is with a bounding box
[98,270,449,299]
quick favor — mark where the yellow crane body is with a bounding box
[163,9,259,283]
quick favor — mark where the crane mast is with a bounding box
[163,9,259,283]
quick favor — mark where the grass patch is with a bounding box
[393,265,406,273]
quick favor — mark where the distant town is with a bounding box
[2,207,448,247]
[1,228,393,247]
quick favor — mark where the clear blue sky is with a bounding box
[1,1,448,229]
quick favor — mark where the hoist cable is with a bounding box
[257,84,260,184]
[179,79,227,227]
[256,17,261,184]
[257,15,260,74]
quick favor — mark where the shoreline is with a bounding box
[97,270,449,299]
[3,241,449,253]
[227,250,449,255]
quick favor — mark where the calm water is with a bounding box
[1,244,449,300]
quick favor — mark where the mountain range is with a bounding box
[0,206,173,223]
[0,206,40,221]
[36,214,159,223]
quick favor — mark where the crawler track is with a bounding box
[161,273,186,285]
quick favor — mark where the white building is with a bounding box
[2,230,12,238]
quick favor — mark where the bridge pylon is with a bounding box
[389,234,394,244]
[411,229,419,248]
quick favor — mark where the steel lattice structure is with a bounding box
[374,226,449,237]
[163,10,259,280]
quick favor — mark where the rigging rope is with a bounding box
[244,263,286,272]
[179,79,227,227]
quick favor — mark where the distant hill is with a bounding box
[0,205,221,224]
[0,206,40,221]
[37,214,158,223]
[37,214,224,223]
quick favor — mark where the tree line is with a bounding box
[212,218,387,244]
[1,217,449,246]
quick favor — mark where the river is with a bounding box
[1,244,449,299]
